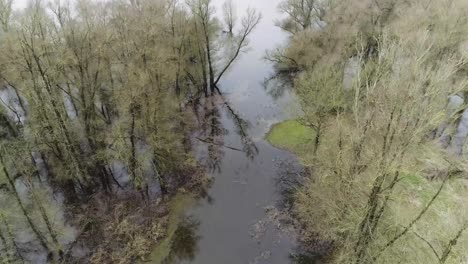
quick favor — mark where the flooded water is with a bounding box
[147,1,305,263]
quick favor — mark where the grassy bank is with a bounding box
[266,120,315,155]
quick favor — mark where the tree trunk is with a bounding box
[29,185,63,260]
[0,228,12,263]
[313,124,321,155]
[0,155,49,253]
[205,35,215,94]
[129,104,138,188]
[1,215,23,263]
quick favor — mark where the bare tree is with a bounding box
[188,0,260,95]
[0,0,12,31]
[213,8,261,89]
[276,0,326,34]
[222,0,236,35]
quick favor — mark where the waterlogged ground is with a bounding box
[145,0,307,263]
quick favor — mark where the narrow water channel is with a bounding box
[151,1,301,263]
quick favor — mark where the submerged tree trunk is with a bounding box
[204,31,215,94]
[26,178,61,255]
[0,227,11,263]
[0,154,50,253]
[1,214,23,263]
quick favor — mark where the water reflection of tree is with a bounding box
[165,217,201,264]
[274,162,325,264]
[220,95,259,159]
[194,93,258,173]
[274,160,306,210]
[263,72,294,99]
[196,95,226,173]
[291,253,322,264]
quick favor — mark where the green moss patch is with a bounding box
[266,120,316,155]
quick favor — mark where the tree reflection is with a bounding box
[220,95,259,159]
[290,253,322,264]
[273,160,306,210]
[263,72,294,99]
[164,217,201,263]
[195,95,226,173]
[289,238,332,264]
[194,93,258,173]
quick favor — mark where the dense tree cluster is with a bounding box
[0,0,259,262]
[273,0,468,263]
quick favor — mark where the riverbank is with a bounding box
[266,119,468,262]
[63,162,208,263]
[266,0,468,262]
[139,0,303,262]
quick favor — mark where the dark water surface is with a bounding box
[152,1,302,263]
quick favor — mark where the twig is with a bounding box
[412,230,440,261]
